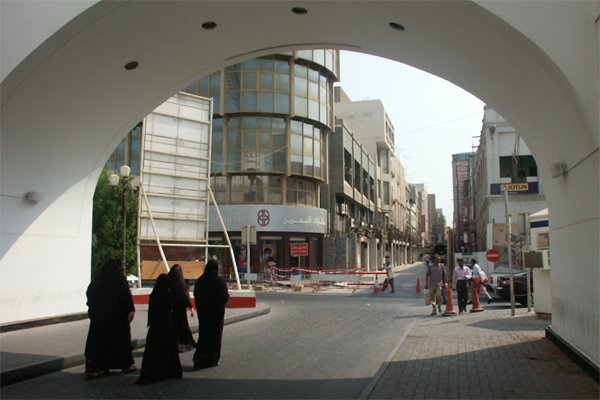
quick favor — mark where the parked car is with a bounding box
[495,271,533,306]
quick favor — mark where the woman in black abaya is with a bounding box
[84,259,136,379]
[137,274,182,384]
[167,264,196,352]
[193,259,230,370]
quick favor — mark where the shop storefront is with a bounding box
[208,204,326,279]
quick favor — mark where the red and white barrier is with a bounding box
[131,287,257,308]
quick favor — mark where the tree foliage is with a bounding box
[91,168,138,279]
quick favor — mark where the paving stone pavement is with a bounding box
[366,307,599,399]
[2,275,599,400]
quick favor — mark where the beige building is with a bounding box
[334,88,412,267]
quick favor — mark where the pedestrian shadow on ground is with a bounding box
[1,369,374,399]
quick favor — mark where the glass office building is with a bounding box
[183,50,339,276]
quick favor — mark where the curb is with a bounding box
[0,305,270,387]
[357,318,419,400]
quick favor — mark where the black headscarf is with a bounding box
[168,264,192,308]
[194,259,229,309]
[87,259,132,322]
[148,274,171,327]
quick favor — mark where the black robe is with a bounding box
[84,260,135,373]
[137,274,182,384]
[193,261,230,369]
[168,265,196,352]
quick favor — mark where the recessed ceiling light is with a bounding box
[124,61,139,70]
[292,7,308,15]
[389,22,405,31]
[202,21,217,30]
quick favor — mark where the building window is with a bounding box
[383,182,390,205]
[227,116,286,174]
[293,63,332,126]
[286,177,318,207]
[344,150,353,184]
[106,122,142,176]
[380,148,389,174]
[499,155,538,182]
[230,175,281,204]
[354,160,361,194]
[211,175,227,204]
[190,72,221,114]
[290,119,324,180]
[260,238,282,270]
[219,59,291,114]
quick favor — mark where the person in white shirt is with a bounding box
[380,260,395,293]
[471,259,493,304]
[452,258,472,314]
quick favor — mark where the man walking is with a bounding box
[380,259,395,293]
[425,255,446,315]
[471,258,493,304]
[452,257,472,314]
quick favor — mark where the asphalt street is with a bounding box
[2,267,426,399]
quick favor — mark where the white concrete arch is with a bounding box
[1,1,598,367]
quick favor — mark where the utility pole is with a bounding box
[504,188,516,316]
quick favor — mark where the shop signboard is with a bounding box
[290,243,309,257]
[490,182,539,195]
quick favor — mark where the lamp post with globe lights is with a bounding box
[108,165,140,283]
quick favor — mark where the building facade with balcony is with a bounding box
[333,88,411,268]
[323,119,377,270]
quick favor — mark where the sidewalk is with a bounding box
[0,303,270,387]
[363,306,599,399]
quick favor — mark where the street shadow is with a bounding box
[1,352,83,388]
[1,370,373,399]
[466,314,550,332]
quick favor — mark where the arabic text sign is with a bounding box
[290,243,309,257]
[209,205,328,234]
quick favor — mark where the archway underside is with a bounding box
[1,1,598,367]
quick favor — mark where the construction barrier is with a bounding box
[234,266,388,293]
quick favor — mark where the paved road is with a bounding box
[2,267,426,399]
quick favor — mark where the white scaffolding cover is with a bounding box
[139,92,212,242]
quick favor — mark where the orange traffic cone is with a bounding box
[373,275,381,294]
[416,277,422,294]
[442,286,457,316]
[470,286,484,312]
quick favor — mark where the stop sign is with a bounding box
[486,248,500,263]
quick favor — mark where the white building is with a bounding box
[473,106,547,269]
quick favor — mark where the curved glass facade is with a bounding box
[185,50,338,208]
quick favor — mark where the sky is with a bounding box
[338,50,486,226]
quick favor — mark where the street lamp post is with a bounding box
[120,165,131,272]
[109,165,134,277]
